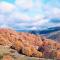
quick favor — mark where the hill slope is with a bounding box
[0,28,60,60]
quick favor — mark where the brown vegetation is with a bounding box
[2,55,14,60]
[0,28,60,59]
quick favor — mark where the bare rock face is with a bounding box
[0,28,60,59]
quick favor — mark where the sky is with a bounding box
[0,0,60,30]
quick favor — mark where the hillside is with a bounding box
[0,28,60,60]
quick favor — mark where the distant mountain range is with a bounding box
[16,26,60,41]
[29,26,60,34]
[29,26,60,41]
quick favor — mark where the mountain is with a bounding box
[45,31,60,41]
[0,28,60,60]
[28,26,60,34]
[16,26,60,35]
[26,26,60,41]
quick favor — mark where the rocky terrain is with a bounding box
[0,28,60,60]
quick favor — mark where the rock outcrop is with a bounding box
[0,28,60,59]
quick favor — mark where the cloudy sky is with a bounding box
[0,0,60,31]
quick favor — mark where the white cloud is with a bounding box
[32,14,45,21]
[34,0,43,9]
[44,4,60,18]
[10,12,31,21]
[16,0,33,9]
[16,0,42,10]
[0,2,15,13]
[0,14,5,22]
[51,8,60,18]
[0,24,13,29]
